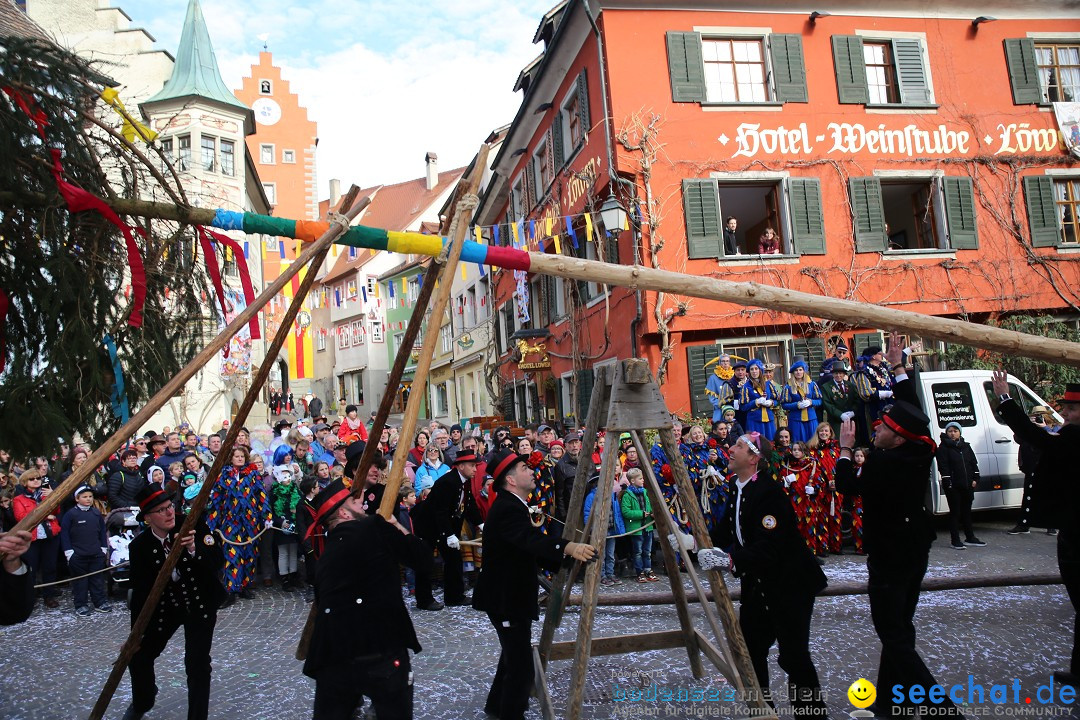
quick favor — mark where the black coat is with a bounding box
[128,521,225,624]
[712,475,826,598]
[935,436,979,491]
[472,491,568,621]
[553,453,581,521]
[835,376,936,567]
[410,470,481,540]
[108,468,146,509]
[0,564,34,625]
[997,400,1080,529]
[303,515,432,677]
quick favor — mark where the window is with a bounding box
[160,138,173,171]
[476,276,490,323]
[682,177,827,258]
[366,276,377,297]
[983,380,1044,426]
[283,149,296,164]
[531,136,553,198]
[370,322,384,343]
[351,320,364,345]
[434,382,449,417]
[832,35,932,106]
[441,324,453,354]
[1036,43,1080,103]
[346,279,358,299]
[572,219,605,302]
[260,144,275,164]
[337,324,350,350]
[394,332,405,357]
[510,178,524,220]
[407,276,420,304]
[259,80,272,95]
[554,70,590,167]
[178,135,191,171]
[686,341,788,417]
[220,139,235,176]
[316,330,327,352]
[355,372,365,405]
[262,183,276,205]
[201,136,216,172]
[222,247,237,276]
[465,285,477,328]
[666,32,807,104]
[1023,175,1080,246]
[849,176,978,252]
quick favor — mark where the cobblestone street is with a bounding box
[2,515,1076,719]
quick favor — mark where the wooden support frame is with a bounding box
[535,359,775,720]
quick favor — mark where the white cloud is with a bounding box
[141,0,554,197]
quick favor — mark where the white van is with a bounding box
[912,369,1063,514]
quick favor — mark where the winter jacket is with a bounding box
[414,462,451,494]
[271,480,301,546]
[107,467,146,509]
[60,505,108,556]
[620,485,652,536]
[583,480,627,537]
[936,435,980,491]
[12,487,60,540]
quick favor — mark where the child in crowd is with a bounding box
[147,465,166,489]
[397,483,418,596]
[60,486,111,616]
[782,441,825,556]
[312,461,332,490]
[180,471,202,515]
[271,464,301,591]
[850,447,867,554]
[584,471,627,587]
[166,461,184,494]
[330,465,345,482]
[620,469,658,583]
[183,454,206,484]
[721,406,745,444]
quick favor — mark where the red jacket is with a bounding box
[12,489,60,540]
[338,417,369,443]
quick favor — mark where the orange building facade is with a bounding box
[235,52,319,389]
[478,0,1080,424]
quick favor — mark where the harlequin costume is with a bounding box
[812,439,844,554]
[781,361,823,444]
[525,451,556,534]
[205,462,270,595]
[781,454,825,556]
[740,360,779,440]
[681,438,728,531]
[853,350,896,445]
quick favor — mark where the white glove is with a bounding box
[64,549,74,561]
[805,485,816,496]
[478,523,484,533]
[879,390,893,399]
[783,474,797,487]
[697,548,731,572]
[841,411,855,422]
[764,399,775,408]
[445,534,460,550]
[732,400,740,410]
[264,519,274,530]
[101,547,108,556]
[798,399,812,409]
[667,532,696,554]
[755,397,765,407]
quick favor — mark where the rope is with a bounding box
[34,561,129,589]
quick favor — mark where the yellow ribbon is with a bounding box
[100,87,158,144]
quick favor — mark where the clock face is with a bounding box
[252,98,281,126]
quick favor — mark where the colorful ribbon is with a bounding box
[2,86,47,139]
[201,228,260,340]
[102,334,130,423]
[100,87,157,144]
[195,227,227,339]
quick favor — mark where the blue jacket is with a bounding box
[583,483,627,537]
[414,462,451,494]
[60,505,107,556]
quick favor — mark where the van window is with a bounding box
[931,382,977,428]
[982,381,1042,424]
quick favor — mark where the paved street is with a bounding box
[2,514,1076,719]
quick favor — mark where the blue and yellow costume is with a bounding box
[781,360,823,443]
[740,359,779,441]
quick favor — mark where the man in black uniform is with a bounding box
[410,451,482,609]
[473,450,596,720]
[836,336,958,717]
[992,373,1080,685]
[0,529,34,625]
[123,484,225,720]
[700,433,827,717]
[302,478,432,720]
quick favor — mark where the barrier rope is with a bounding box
[34,561,129,589]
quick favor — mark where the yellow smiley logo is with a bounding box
[848,678,876,709]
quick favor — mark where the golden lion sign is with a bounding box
[516,338,551,371]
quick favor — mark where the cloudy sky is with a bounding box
[139,0,554,196]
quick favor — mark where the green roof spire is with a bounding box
[143,0,252,129]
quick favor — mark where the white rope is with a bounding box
[34,561,129,589]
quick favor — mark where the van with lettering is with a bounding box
[913,370,1063,514]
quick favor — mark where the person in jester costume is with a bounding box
[779,442,826,556]
[704,354,735,423]
[741,359,780,440]
[810,423,844,554]
[656,425,728,536]
[205,446,271,607]
[519,439,556,534]
[782,360,823,444]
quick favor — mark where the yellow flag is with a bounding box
[100,87,158,144]
[511,222,520,246]
[402,277,408,294]
[584,212,595,245]
[474,226,484,244]
[461,263,468,281]
[554,235,562,254]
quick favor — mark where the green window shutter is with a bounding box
[853,331,883,356]
[769,34,808,103]
[667,31,706,103]
[551,112,564,170]
[1004,38,1041,105]
[832,35,869,104]
[544,273,558,323]
[790,338,826,371]
[683,179,723,259]
[942,177,979,250]
[849,177,887,252]
[575,367,595,421]
[687,344,721,418]
[501,386,515,420]
[1023,175,1061,247]
[892,38,932,105]
[788,178,826,255]
[577,70,591,134]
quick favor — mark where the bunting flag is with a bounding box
[49,149,145,327]
[584,212,595,246]
[510,221,520,247]
[243,240,250,258]
[401,277,407,295]
[203,228,260,339]
[388,281,395,298]
[361,286,368,302]
[334,288,341,307]
[0,288,7,374]
[493,225,500,247]
[102,334,130,422]
[565,216,579,249]
[474,226,483,244]
[529,220,537,244]
[100,87,157,144]
[279,239,286,258]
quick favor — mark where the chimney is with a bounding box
[425,152,438,191]
[329,178,341,207]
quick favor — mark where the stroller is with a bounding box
[105,507,140,598]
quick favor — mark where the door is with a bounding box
[926,376,1001,512]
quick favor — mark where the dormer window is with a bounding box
[259,80,272,95]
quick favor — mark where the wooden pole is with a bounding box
[377,143,489,519]
[527,254,1080,368]
[5,199,372,549]
[88,197,369,720]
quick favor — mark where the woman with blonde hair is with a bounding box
[12,469,62,607]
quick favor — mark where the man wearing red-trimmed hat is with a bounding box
[473,450,596,720]
[993,371,1080,687]
[301,478,431,719]
[410,452,484,610]
[836,334,957,717]
[122,484,224,720]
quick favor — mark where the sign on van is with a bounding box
[932,383,977,427]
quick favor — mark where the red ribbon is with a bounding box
[0,289,8,374]
[195,227,228,358]
[2,86,47,139]
[200,228,261,340]
[50,149,145,327]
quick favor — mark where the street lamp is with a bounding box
[599,194,626,235]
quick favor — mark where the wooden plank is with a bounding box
[694,628,731,676]
[533,645,557,720]
[622,358,653,384]
[606,363,674,431]
[547,630,688,661]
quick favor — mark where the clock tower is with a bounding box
[235,51,319,392]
